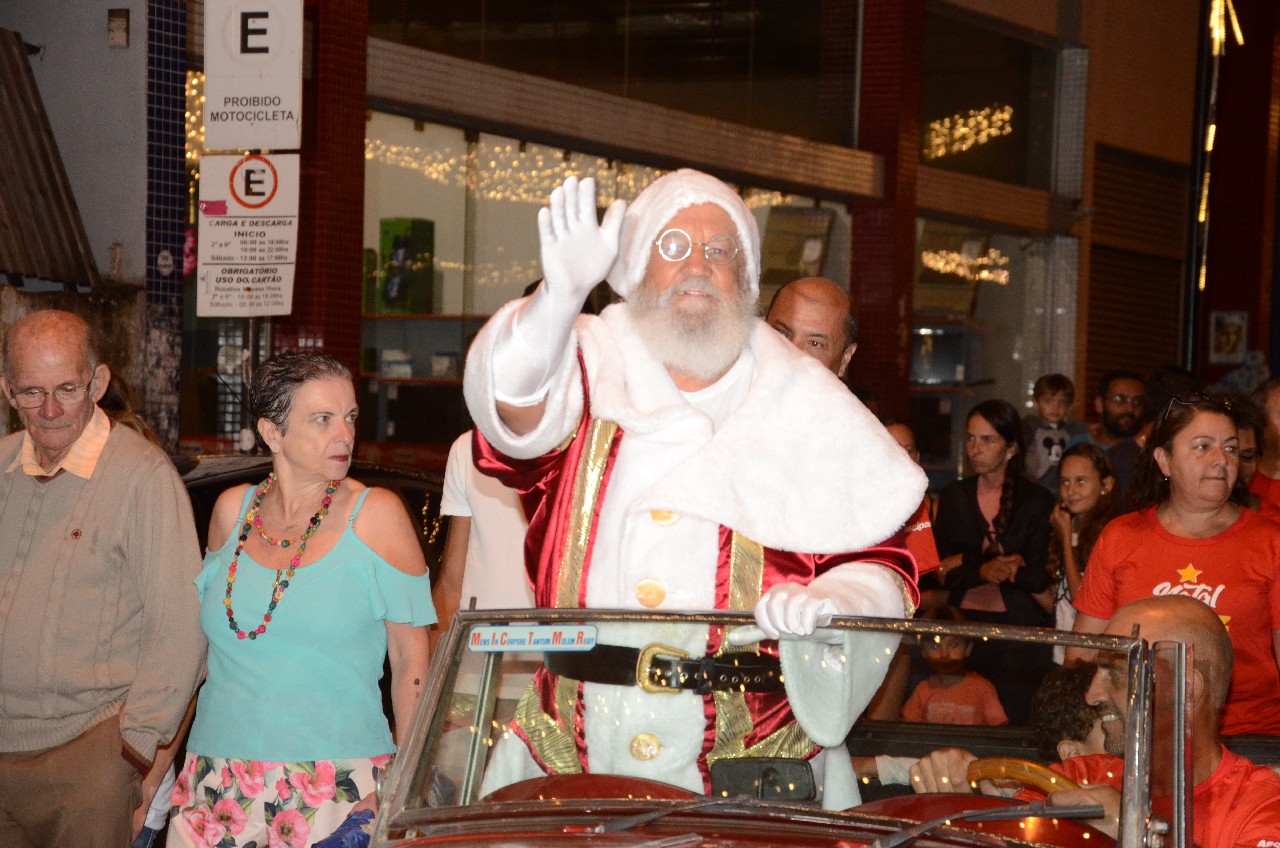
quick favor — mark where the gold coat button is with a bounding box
[649,509,680,525]
[635,578,666,608]
[630,733,661,761]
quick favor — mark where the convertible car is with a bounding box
[370,609,1212,848]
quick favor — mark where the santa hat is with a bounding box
[605,169,761,300]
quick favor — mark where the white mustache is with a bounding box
[659,276,720,304]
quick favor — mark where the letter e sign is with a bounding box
[229,155,279,210]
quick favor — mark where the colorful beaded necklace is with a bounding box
[224,473,339,640]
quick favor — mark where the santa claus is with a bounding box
[464,170,927,809]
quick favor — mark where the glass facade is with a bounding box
[178,72,855,458]
[177,5,1078,467]
[356,110,853,453]
[911,216,1065,482]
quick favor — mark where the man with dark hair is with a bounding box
[0,310,206,847]
[1028,662,1104,763]
[764,276,857,378]
[1093,369,1145,447]
[1092,369,1145,503]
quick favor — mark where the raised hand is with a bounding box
[537,176,626,305]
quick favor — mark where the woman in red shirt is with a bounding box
[1071,392,1280,736]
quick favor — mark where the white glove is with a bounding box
[753,582,839,640]
[538,175,626,303]
[493,177,626,405]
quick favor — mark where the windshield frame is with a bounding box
[375,608,1164,847]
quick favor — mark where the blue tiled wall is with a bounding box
[145,0,187,452]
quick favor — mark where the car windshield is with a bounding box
[374,609,1177,848]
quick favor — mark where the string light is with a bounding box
[923,105,1013,160]
[1197,0,1244,293]
[185,71,206,166]
[920,248,1010,285]
[1209,0,1244,54]
[363,137,666,204]
[187,89,830,295]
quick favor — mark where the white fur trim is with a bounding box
[463,296,586,460]
[605,169,761,300]
[466,303,927,553]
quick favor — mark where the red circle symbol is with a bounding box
[228,154,279,210]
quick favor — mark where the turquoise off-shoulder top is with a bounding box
[188,488,436,761]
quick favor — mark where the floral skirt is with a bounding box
[170,752,390,848]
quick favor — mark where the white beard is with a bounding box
[628,273,757,383]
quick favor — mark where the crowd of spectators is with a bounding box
[891,366,1280,738]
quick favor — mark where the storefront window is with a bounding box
[911,217,1057,483]
[357,111,853,456]
[178,94,857,459]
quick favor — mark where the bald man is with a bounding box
[0,310,205,846]
[911,596,1280,848]
[765,277,857,377]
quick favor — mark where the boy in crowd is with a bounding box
[1022,373,1088,487]
[901,607,1007,726]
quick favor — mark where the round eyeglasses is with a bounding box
[653,228,740,266]
[9,383,91,409]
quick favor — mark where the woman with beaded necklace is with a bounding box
[172,352,435,848]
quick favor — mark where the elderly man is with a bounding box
[0,310,206,847]
[464,171,925,808]
[911,596,1280,847]
[764,276,856,378]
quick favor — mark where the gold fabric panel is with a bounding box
[556,418,619,609]
[512,678,583,775]
[708,531,815,766]
[739,718,816,761]
[707,690,815,766]
[727,532,764,614]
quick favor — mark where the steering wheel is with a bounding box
[966,757,1081,794]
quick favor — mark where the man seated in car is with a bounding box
[909,596,1280,848]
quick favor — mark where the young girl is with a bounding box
[1039,442,1117,660]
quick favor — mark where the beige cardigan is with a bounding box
[0,424,206,763]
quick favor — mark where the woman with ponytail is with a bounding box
[931,399,1055,722]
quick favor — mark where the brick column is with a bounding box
[848,0,924,418]
[271,0,367,375]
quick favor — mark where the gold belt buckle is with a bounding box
[636,642,689,694]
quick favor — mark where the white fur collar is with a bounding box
[464,299,927,554]
[577,306,926,553]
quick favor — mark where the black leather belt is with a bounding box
[544,643,785,695]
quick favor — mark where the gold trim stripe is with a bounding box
[512,679,583,775]
[707,690,816,766]
[727,532,764,614]
[556,418,619,608]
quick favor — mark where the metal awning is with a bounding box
[0,28,100,289]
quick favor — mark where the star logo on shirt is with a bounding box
[1176,563,1202,583]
